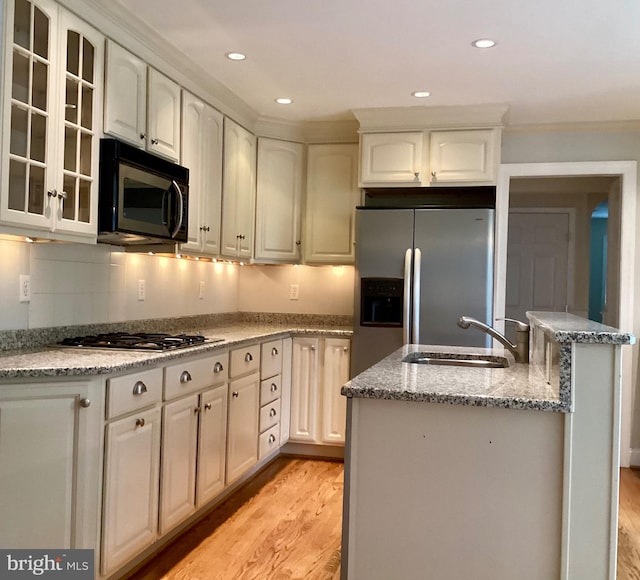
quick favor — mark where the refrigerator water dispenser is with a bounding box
[360,278,404,327]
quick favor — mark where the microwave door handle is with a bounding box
[161,187,168,226]
[170,180,184,238]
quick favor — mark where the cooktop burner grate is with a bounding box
[59,332,221,351]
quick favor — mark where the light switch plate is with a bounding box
[137,279,146,301]
[19,274,31,303]
[290,284,299,300]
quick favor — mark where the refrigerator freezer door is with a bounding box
[351,209,414,377]
[414,208,494,347]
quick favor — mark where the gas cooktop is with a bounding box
[58,332,223,351]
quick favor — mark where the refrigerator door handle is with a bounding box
[403,248,412,344]
[412,248,422,343]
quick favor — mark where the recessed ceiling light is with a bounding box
[226,52,246,61]
[412,91,431,98]
[472,39,496,49]
[275,98,293,105]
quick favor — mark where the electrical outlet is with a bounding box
[19,274,31,303]
[137,279,146,301]
[289,284,299,300]
[199,281,205,300]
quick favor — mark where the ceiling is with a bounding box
[114,0,640,127]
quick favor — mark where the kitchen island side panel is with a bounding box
[346,397,564,580]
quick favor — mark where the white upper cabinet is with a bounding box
[304,143,360,264]
[221,117,256,260]
[104,40,181,162]
[0,0,103,240]
[359,128,500,187]
[254,138,304,263]
[180,91,223,256]
[429,129,499,184]
[359,132,425,186]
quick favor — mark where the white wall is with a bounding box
[0,239,355,330]
[238,264,355,315]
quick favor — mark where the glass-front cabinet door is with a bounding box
[1,0,103,240]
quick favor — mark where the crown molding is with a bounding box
[352,104,509,132]
[504,119,640,134]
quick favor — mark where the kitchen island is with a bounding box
[340,312,634,580]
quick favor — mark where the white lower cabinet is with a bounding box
[102,406,161,576]
[226,372,260,484]
[290,337,350,445]
[159,353,228,535]
[0,380,102,550]
[101,368,163,576]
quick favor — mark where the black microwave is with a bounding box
[98,138,189,246]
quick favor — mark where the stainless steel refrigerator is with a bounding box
[351,207,494,376]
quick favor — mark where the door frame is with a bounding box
[507,207,577,316]
[495,161,637,467]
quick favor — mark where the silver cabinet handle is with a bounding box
[271,347,279,357]
[232,391,239,398]
[79,398,91,408]
[151,138,159,145]
[204,403,212,411]
[135,417,145,428]
[213,362,224,373]
[57,190,68,200]
[48,190,58,198]
[244,352,253,362]
[180,370,192,384]
[268,434,276,444]
[269,408,277,418]
[270,383,278,393]
[132,381,147,396]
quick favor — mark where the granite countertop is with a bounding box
[526,311,635,345]
[342,344,565,412]
[0,322,352,379]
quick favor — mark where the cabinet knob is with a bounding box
[79,398,91,408]
[269,408,277,418]
[213,362,224,373]
[47,189,58,198]
[151,138,159,145]
[204,403,212,411]
[271,347,279,357]
[232,391,239,398]
[268,434,276,444]
[295,240,301,246]
[194,407,201,414]
[431,171,436,178]
[140,133,146,140]
[132,381,148,396]
[204,226,210,232]
[244,352,253,363]
[270,383,278,393]
[135,417,145,428]
[57,190,68,200]
[310,345,316,351]
[414,172,420,179]
[180,370,192,384]
[343,346,349,352]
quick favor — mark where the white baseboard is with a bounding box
[626,448,640,467]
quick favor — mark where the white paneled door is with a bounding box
[506,211,570,331]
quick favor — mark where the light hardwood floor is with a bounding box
[127,460,640,580]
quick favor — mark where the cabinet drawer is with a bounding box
[107,367,163,419]
[230,344,260,378]
[260,339,283,379]
[259,423,281,460]
[260,375,281,405]
[259,398,281,433]
[164,353,228,401]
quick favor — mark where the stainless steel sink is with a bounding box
[402,352,509,368]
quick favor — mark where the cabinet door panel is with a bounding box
[290,337,320,442]
[159,394,198,535]
[304,144,360,264]
[360,132,424,185]
[226,373,259,484]
[104,40,146,148]
[197,385,228,507]
[147,68,180,162]
[102,407,160,576]
[255,138,303,262]
[321,339,350,444]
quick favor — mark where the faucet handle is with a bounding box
[498,317,530,332]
